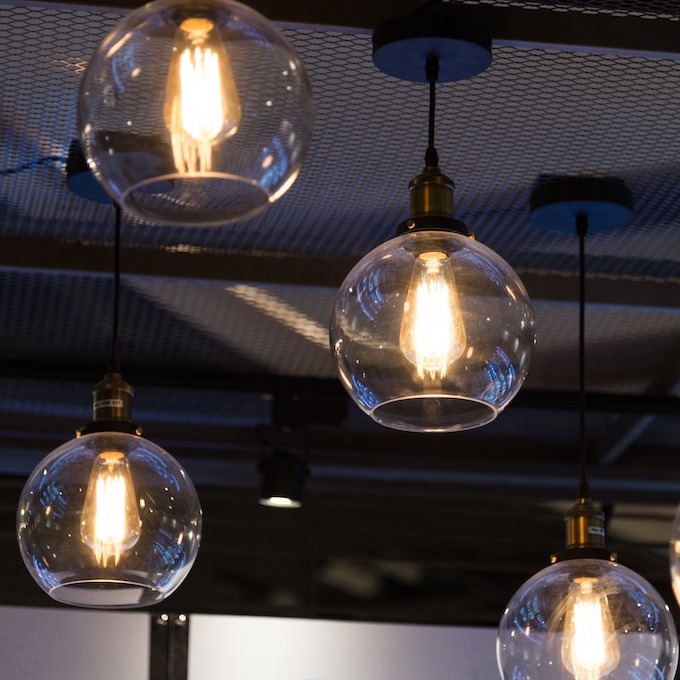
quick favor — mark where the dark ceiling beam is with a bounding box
[39,0,680,56]
[1,360,680,415]
[2,423,679,504]
[1,358,680,419]
[596,367,680,465]
[0,238,351,288]
[1,238,678,310]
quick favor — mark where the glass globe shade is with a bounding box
[497,558,678,680]
[668,504,680,607]
[17,431,202,608]
[79,0,313,226]
[330,229,535,432]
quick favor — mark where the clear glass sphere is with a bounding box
[330,230,535,432]
[79,0,313,226]
[17,431,202,608]
[668,504,680,608]
[498,558,678,680]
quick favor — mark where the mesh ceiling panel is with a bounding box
[0,3,678,280]
[0,269,266,374]
[450,0,680,20]
[529,301,680,392]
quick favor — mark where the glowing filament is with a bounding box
[399,251,465,380]
[165,16,240,174]
[80,452,141,567]
[562,577,621,680]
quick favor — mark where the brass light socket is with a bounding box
[564,497,606,549]
[91,372,134,423]
[409,166,455,218]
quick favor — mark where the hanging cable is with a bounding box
[0,155,67,176]
[425,55,439,168]
[107,203,122,375]
[576,213,589,499]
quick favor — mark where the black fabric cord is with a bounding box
[0,155,67,176]
[576,213,589,499]
[107,203,122,375]
[425,56,440,168]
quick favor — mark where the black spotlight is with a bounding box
[258,449,308,509]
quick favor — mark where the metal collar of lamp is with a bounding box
[16,194,202,609]
[496,177,678,680]
[330,4,535,433]
[78,0,313,227]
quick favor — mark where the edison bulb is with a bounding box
[164,15,240,174]
[399,251,465,380]
[80,451,141,567]
[560,577,620,679]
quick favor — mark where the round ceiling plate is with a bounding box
[530,177,634,234]
[372,8,492,83]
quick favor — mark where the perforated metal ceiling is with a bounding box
[454,0,680,20]
[1,4,680,272]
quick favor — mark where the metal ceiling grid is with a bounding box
[1,266,676,393]
[128,278,337,377]
[0,4,678,282]
[529,301,680,392]
[453,0,680,19]
[0,376,271,428]
[0,269,265,374]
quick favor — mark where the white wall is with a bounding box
[0,605,148,680]
[189,614,499,680]
[0,605,499,679]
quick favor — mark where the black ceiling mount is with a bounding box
[530,176,634,234]
[372,4,492,83]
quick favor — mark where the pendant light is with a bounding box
[78,0,313,227]
[16,202,202,608]
[330,5,535,433]
[258,448,308,509]
[497,177,678,680]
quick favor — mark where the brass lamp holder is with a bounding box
[78,372,141,436]
[397,166,468,235]
[551,497,616,564]
[372,4,491,238]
